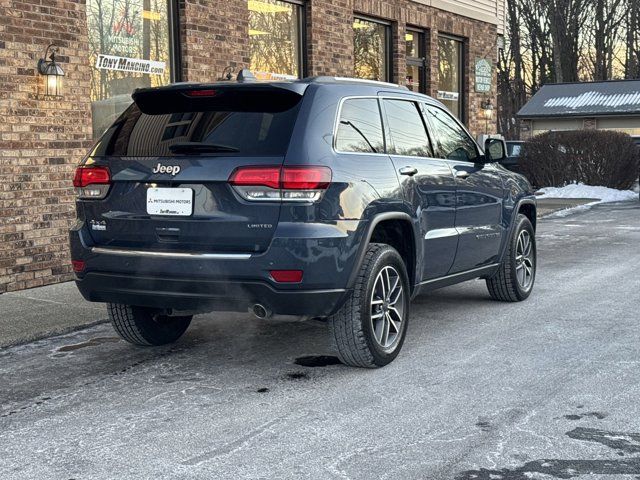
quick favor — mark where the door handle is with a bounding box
[455,170,470,179]
[399,166,418,176]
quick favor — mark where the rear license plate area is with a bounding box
[147,188,194,217]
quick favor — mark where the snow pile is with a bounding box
[537,183,637,203]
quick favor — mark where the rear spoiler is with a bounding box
[132,82,308,115]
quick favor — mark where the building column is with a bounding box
[306,0,355,77]
[179,0,250,82]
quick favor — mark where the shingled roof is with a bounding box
[517,80,640,118]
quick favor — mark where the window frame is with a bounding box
[353,14,393,83]
[169,0,182,82]
[437,33,466,122]
[248,0,307,79]
[422,103,480,163]
[289,0,307,78]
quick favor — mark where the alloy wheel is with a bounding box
[370,266,405,350]
[515,230,534,289]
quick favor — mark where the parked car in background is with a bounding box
[501,140,525,174]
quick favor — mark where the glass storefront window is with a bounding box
[353,17,390,82]
[87,0,174,138]
[406,29,425,93]
[438,36,464,119]
[248,0,303,81]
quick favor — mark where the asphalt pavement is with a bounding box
[1,201,639,479]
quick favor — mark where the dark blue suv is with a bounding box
[70,75,537,368]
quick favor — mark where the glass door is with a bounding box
[405,29,426,93]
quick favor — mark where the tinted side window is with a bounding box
[425,106,478,162]
[335,99,385,153]
[383,99,432,157]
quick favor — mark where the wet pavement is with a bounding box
[1,201,639,479]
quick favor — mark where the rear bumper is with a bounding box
[69,219,364,317]
[75,272,346,316]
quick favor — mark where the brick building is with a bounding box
[0,0,504,292]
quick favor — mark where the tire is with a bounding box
[107,303,192,346]
[329,243,410,368]
[486,214,536,302]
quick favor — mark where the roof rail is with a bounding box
[300,76,408,90]
[333,77,407,89]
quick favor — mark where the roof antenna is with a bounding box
[237,68,257,83]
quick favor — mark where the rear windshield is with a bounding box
[91,98,301,157]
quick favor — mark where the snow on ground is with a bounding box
[537,183,637,203]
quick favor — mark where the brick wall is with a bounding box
[179,0,249,82]
[1,0,499,293]
[0,0,92,293]
[306,0,354,76]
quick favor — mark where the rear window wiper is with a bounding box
[168,142,240,154]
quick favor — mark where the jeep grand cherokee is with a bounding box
[70,74,537,368]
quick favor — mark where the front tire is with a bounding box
[329,243,410,368]
[108,303,192,346]
[486,214,536,302]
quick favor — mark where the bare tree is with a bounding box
[497,0,527,138]
[590,0,627,80]
[624,0,640,78]
[543,0,591,83]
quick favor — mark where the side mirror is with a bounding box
[483,138,507,163]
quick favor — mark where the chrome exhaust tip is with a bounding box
[252,304,272,320]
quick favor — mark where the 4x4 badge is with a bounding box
[152,163,181,176]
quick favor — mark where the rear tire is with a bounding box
[107,303,192,346]
[329,243,410,368]
[486,214,536,302]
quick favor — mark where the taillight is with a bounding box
[281,167,331,189]
[73,166,111,199]
[229,166,332,202]
[229,167,281,189]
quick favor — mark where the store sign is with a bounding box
[437,91,460,101]
[475,58,492,93]
[254,71,298,81]
[95,54,166,75]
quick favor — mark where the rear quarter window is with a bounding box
[335,98,385,153]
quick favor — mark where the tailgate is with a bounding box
[80,83,305,253]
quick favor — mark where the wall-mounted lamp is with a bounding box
[481,99,494,134]
[218,65,234,81]
[37,44,64,97]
